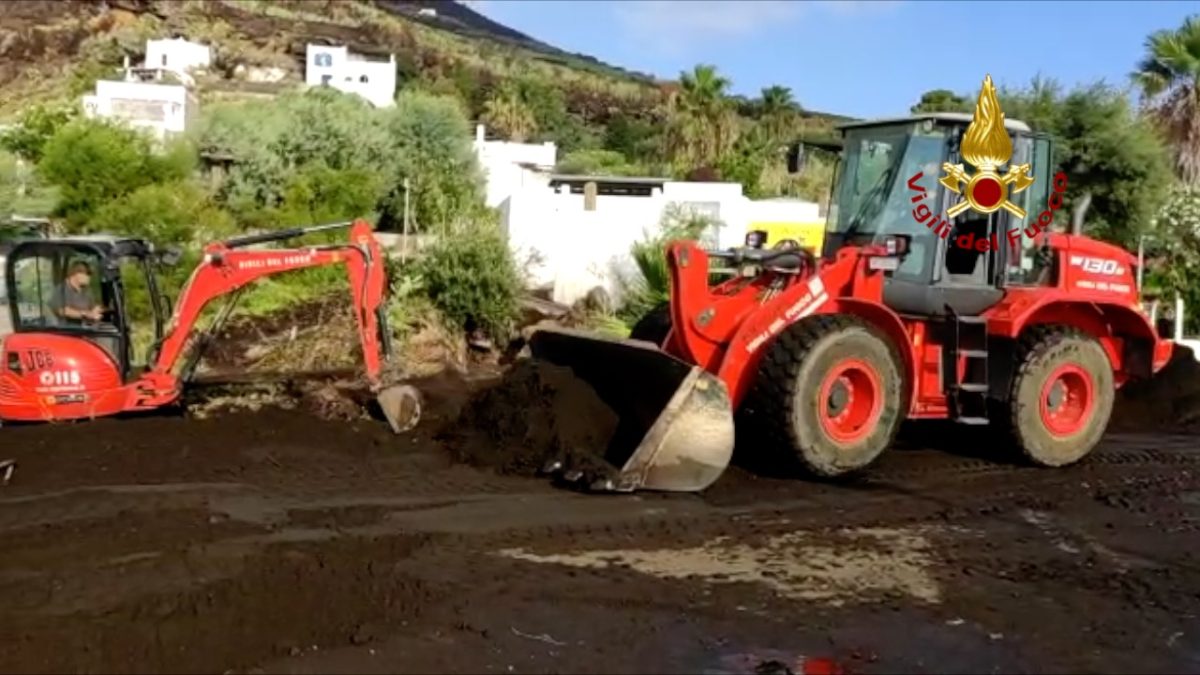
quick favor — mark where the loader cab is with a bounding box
[4,236,168,381]
[791,113,1055,318]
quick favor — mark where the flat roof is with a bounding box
[548,174,671,185]
[838,112,1032,134]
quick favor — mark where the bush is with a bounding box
[198,88,394,221]
[413,222,522,342]
[0,104,77,162]
[618,203,716,323]
[1147,185,1200,333]
[89,180,237,322]
[276,163,384,225]
[378,91,486,231]
[555,149,645,176]
[38,119,194,228]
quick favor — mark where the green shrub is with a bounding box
[1148,185,1200,333]
[379,91,486,230]
[0,104,77,162]
[89,180,236,322]
[38,119,193,227]
[276,163,385,225]
[413,222,522,341]
[555,149,645,176]
[618,204,716,323]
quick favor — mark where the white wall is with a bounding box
[305,44,396,108]
[502,181,817,306]
[82,80,192,140]
[145,38,211,79]
[472,125,557,208]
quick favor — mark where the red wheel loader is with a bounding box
[530,105,1174,493]
[0,219,421,431]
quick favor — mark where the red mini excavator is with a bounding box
[0,219,421,431]
[530,87,1174,493]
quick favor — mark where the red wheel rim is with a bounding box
[817,358,883,444]
[1038,363,1095,437]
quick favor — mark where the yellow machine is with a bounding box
[750,220,827,255]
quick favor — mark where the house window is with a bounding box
[161,54,168,67]
[321,74,332,85]
[314,53,332,67]
[360,75,369,83]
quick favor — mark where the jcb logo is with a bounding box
[1070,255,1124,277]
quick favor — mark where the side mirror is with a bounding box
[786,143,807,175]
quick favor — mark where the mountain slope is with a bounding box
[0,1,849,134]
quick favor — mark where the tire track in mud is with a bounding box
[479,440,1200,552]
[2,434,1194,541]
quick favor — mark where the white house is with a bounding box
[305,44,396,108]
[82,79,197,142]
[144,37,211,84]
[472,124,557,208]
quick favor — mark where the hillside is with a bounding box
[0,0,849,129]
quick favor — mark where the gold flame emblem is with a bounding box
[939,74,1034,219]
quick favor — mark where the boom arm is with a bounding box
[150,219,391,385]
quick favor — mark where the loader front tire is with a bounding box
[1005,327,1113,467]
[629,302,672,347]
[757,315,904,478]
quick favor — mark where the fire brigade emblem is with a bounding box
[940,74,1034,219]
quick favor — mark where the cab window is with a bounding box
[10,249,105,330]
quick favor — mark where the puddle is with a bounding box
[499,526,940,607]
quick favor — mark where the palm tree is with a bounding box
[481,85,538,143]
[1133,15,1200,185]
[757,84,798,145]
[665,64,738,169]
[759,85,795,116]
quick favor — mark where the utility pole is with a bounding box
[401,178,411,264]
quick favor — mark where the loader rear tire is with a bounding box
[756,315,904,478]
[629,303,672,347]
[1005,326,1113,467]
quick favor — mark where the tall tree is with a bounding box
[909,89,971,114]
[1132,15,1200,184]
[664,64,738,170]
[758,84,797,143]
[759,85,796,116]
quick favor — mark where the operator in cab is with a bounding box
[54,261,105,325]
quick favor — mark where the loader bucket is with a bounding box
[528,327,735,492]
[377,384,422,434]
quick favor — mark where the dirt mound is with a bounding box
[1112,345,1200,433]
[444,360,620,478]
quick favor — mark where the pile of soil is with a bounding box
[1111,344,1200,433]
[444,360,621,479]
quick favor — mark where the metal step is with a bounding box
[955,316,988,324]
[960,349,988,358]
[956,416,990,425]
[958,383,988,393]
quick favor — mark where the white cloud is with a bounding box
[614,0,903,57]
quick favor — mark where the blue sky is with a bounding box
[466,0,1198,119]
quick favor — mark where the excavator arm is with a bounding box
[146,219,420,432]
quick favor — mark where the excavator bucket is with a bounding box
[377,384,422,434]
[528,327,735,492]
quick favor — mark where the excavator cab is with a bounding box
[4,236,170,382]
[790,112,1057,319]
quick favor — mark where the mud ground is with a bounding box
[2,360,1199,675]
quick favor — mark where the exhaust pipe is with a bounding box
[1071,191,1091,235]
